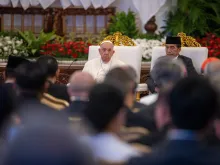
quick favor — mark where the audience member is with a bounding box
[137,56,186,134]
[4,55,29,84]
[201,57,220,74]
[3,125,95,165]
[15,61,68,127]
[66,71,95,118]
[83,83,140,162]
[37,55,70,102]
[204,60,220,76]
[103,67,152,153]
[128,76,220,165]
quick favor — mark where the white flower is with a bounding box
[13,50,18,54]
[0,43,3,47]
[133,38,163,60]
[4,36,10,41]
[16,40,22,46]
[3,47,8,51]
[7,41,12,45]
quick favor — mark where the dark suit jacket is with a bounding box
[128,140,220,165]
[65,100,88,117]
[16,93,68,126]
[47,81,70,102]
[147,55,198,93]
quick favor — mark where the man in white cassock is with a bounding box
[82,40,125,82]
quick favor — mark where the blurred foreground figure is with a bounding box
[6,62,68,141]
[128,76,220,165]
[203,60,220,76]
[104,67,154,152]
[37,55,70,102]
[66,71,95,117]
[83,83,140,163]
[3,125,95,165]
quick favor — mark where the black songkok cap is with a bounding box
[166,36,181,45]
[6,55,29,70]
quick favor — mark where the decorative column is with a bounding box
[43,8,54,33]
[53,9,64,36]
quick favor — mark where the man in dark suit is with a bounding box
[37,55,70,102]
[7,61,68,141]
[128,77,220,165]
[65,71,95,119]
[147,36,197,93]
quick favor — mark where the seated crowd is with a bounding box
[1,36,220,165]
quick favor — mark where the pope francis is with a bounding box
[82,40,125,82]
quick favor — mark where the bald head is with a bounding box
[205,61,220,76]
[68,71,95,97]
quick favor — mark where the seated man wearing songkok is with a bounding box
[82,40,125,82]
[147,36,197,93]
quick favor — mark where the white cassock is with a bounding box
[82,57,125,82]
[82,132,140,162]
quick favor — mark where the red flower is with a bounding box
[72,53,78,58]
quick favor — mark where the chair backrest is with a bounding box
[88,46,142,82]
[151,47,208,73]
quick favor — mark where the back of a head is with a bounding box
[121,66,138,83]
[68,71,95,93]
[151,56,185,90]
[5,55,30,79]
[37,55,58,77]
[104,67,135,96]
[83,83,124,133]
[168,76,219,130]
[204,60,220,76]
[0,85,17,131]
[16,61,47,92]
[4,125,95,165]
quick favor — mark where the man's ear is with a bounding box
[56,68,60,78]
[98,48,101,55]
[3,71,6,80]
[43,81,50,93]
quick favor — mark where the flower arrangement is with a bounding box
[0,36,28,58]
[197,33,220,58]
[40,41,91,60]
[133,39,163,60]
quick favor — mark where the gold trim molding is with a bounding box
[100,32,136,46]
[177,32,201,47]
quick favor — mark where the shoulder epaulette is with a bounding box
[41,93,69,110]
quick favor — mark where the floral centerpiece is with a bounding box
[0,36,28,59]
[40,41,91,60]
[132,39,163,61]
[197,33,220,58]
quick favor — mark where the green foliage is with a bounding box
[107,10,139,38]
[163,0,220,37]
[18,30,57,56]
